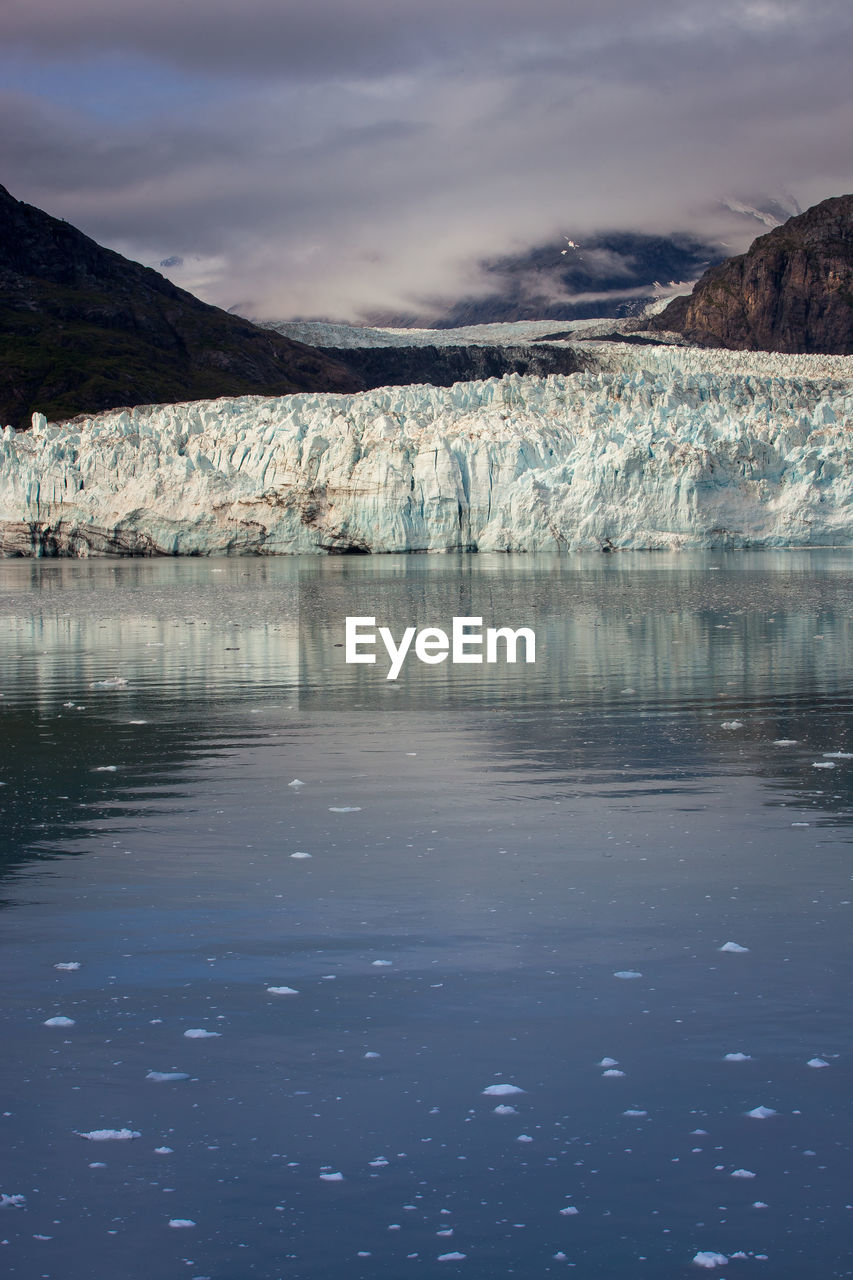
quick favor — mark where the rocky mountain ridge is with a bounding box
[652,195,853,354]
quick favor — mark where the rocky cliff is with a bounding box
[652,195,853,354]
[0,184,361,430]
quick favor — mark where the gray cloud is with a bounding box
[1,1,851,319]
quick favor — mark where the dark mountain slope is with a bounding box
[651,195,853,354]
[0,184,361,429]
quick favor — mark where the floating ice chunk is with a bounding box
[183,1029,221,1039]
[493,1105,517,1115]
[791,822,810,827]
[364,1051,380,1058]
[752,1201,768,1209]
[320,1172,344,1181]
[813,761,836,769]
[723,1053,752,1062]
[88,1162,106,1168]
[168,1219,196,1228]
[154,1147,173,1154]
[721,721,743,730]
[288,779,306,788]
[553,1252,568,1260]
[614,970,642,979]
[602,1069,625,1077]
[746,1106,777,1119]
[146,1071,190,1082]
[559,1206,579,1216]
[482,1084,525,1096]
[90,678,127,689]
[128,719,147,725]
[372,960,392,966]
[267,986,299,995]
[517,1134,533,1143]
[93,765,117,772]
[369,1158,389,1167]
[731,1169,756,1178]
[773,739,799,746]
[437,1253,466,1261]
[76,1129,140,1141]
[44,1015,75,1027]
[329,806,361,813]
[823,752,853,759]
[54,962,81,971]
[806,1057,830,1068]
[718,942,749,953]
[0,1194,26,1208]
[693,1252,729,1269]
[599,1057,619,1067]
[290,851,311,859]
[623,1109,647,1116]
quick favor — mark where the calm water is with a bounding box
[0,553,851,1280]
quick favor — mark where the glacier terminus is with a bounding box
[1,341,852,556]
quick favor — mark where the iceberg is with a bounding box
[1,345,851,556]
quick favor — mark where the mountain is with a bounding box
[364,232,726,329]
[0,184,361,430]
[651,195,853,354]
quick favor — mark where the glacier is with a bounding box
[1,343,851,556]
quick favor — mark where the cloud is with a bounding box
[0,0,850,319]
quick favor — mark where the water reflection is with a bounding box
[0,553,851,1280]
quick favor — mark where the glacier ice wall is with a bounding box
[1,345,851,556]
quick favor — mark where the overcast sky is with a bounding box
[1,0,851,320]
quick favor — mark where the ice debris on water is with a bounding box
[813,761,836,769]
[54,962,81,971]
[288,779,305,788]
[602,1068,626,1077]
[693,1252,729,1269]
[493,1105,517,1115]
[184,1029,221,1039]
[517,1134,533,1143]
[773,739,799,746]
[482,1084,525,1096]
[320,1172,344,1181]
[0,1194,26,1209]
[721,721,743,730]
[599,1057,619,1067]
[44,1016,75,1027]
[614,970,642,979]
[168,1219,196,1228]
[719,942,749,953]
[76,1129,141,1141]
[329,806,361,813]
[724,1053,752,1062]
[823,751,853,759]
[559,1206,579,1216]
[731,1169,756,1178]
[746,1106,777,1119]
[372,960,392,966]
[290,851,311,859]
[437,1253,466,1261]
[807,1057,830,1068]
[90,678,127,689]
[364,1051,380,1058]
[267,986,299,995]
[146,1071,190,1082]
[93,765,117,772]
[623,1109,647,1116]
[154,1147,173,1154]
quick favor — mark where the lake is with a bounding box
[0,553,851,1279]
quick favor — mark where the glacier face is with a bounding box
[1,344,852,556]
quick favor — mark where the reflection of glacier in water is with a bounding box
[0,554,852,1280]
